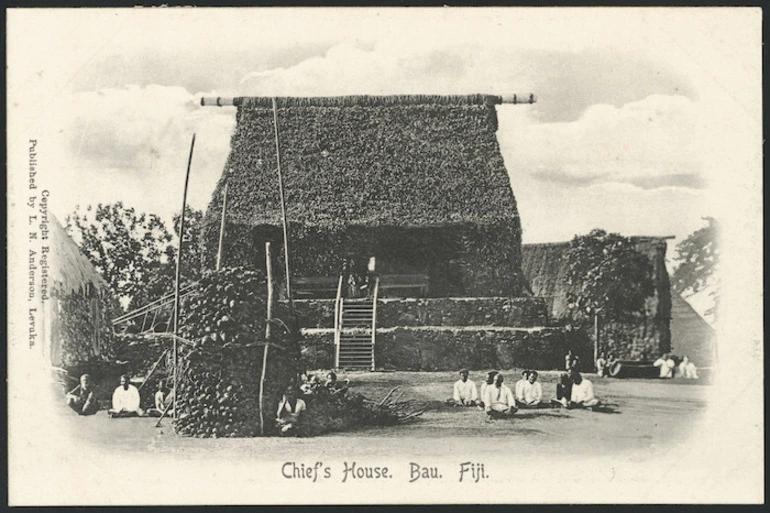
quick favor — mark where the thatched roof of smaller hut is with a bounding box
[49,214,110,296]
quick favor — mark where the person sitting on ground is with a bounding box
[679,355,699,379]
[325,371,349,396]
[519,370,543,408]
[596,353,608,377]
[514,370,530,404]
[146,380,174,417]
[478,370,498,408]
[565,350,579,371]
[446,368,479,407]
[300,374,322,395]
[569,371,600,409]
[484,373,517,419]
[552,372,573,408]
[653,353,675,379]
[66,374,99,416]
[276,385,306,436]
[108,374,143,418]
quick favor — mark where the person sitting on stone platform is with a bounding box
[569,371,601,409]
[276,385,306,436]
[678,355,699,379]
[108,374,143,418]
[66,374,99,416]
[518,370,543,408]
[514,370,530,404]
[446,369,479,407]
[654,353,676,379]
[484,373,517,419]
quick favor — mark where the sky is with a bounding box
[7,8,762,258]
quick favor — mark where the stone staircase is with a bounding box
[335,278,379,371]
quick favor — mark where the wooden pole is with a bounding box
[260,242,274,435]
[216,182,228,271]
[272,98,293,305]
[593,312,600,369]
[172,133,196,421]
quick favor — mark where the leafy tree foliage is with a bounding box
[66,202,203,312]
[564,229,655,321]
[671,217,719,317]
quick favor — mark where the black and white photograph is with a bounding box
[6,7,763,505]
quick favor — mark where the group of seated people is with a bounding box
[65,373,174,418]
[276,371,351,436]
[447,366,602,417]
[654,353,699,379]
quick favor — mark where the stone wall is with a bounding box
[300,326,591,372]
[283,296,548,330]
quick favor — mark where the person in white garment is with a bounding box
[678,356,699,379]
[108,374,143,418]
[276,385,307,436]
[146,379,174,417]
[514,370,530,404]
[595,353,608,377]
[653,353,676,379]
[478,370,498,408]
[447,369,479,406]
[518,370,543,408]
[569,371,600,409]
[484,373,517,418]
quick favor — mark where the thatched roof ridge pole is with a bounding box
[200,93,537,108]
[272,97,293,306]
[172,133,196,418]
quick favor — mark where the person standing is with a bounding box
[108,374,143,418]
[595,353,607,377]
[565,350,579,371]
[66,374,99,416]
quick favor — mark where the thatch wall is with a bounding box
[201,94,528,297]
[521,238,671,359]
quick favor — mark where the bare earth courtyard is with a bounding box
[57,370,711,461]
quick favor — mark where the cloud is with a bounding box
[500,94,712,191]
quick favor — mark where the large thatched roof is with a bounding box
[49,214,110,296]
[670,294,716,366]
[204,94,520,230]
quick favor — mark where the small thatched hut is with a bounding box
[201,95,529,297]
[521,237,672,360]
[40,215,117,368]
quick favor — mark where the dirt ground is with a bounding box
[56,369,711,461]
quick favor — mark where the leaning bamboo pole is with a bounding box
[216,182,228,271]
[260,242,274,435]
[172,133,196,419]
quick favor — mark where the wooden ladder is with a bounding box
[335,277,378,371]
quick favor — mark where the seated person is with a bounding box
[146,379,174,417]
[66,374,99,416]
[653,353,675,379]
[483,373,517,419]
[518,370,543,408]
[276,385,306,436]
[679,356,699,379]
[300,374,322,395]
[552,372,573,408]
[478,370,498,408]
[596,353,608,377]
[570,371,600,409]
[514,370,530,404]
[108,374,143,418]
[324,371,349,396]
[446,368,479,406]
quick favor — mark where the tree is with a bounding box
[671,217,719,317]
[66,202,204,312]
[563,229,655,322]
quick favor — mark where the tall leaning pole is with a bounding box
[172,133,196,419]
